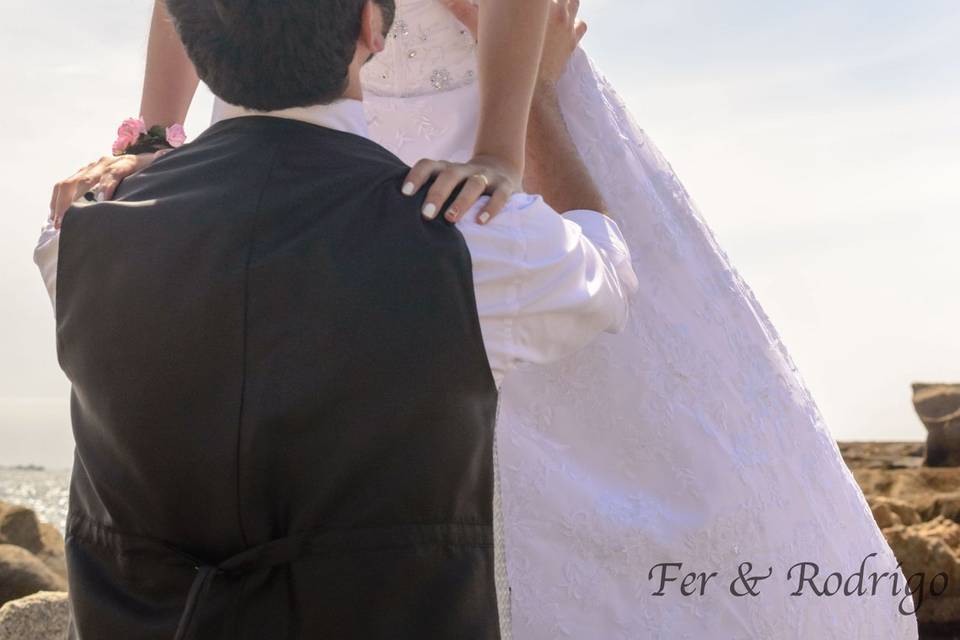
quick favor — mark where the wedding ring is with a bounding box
[471,174,490,189]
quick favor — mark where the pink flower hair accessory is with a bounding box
[112,117,187,156]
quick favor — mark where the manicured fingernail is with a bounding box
[422,203,437,219]
[402,182,415,196]
[95,191,106,202]
[478,211,491,224]
[445,207,460,222]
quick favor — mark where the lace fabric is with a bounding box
[492,398,513,640]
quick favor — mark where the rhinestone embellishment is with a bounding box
[390,20,409,39]
[430,68,452,91]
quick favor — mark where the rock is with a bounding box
[884,517,960,625]
[0,545,66,607]
[913,383,960,467]
[837,441,924,470]
[849,466,960,518]
[0,502,66,580]
[842,443,960,630]
[869,496,921,529]
[33,524,66,581]
[0,503,43,553]
[0,591,69,640]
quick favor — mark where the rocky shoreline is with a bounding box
[841,441,960,639]
[0,500,68,639]
[4,442,960,638]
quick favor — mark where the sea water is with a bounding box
[0,466,71,534]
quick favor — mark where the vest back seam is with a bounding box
[234,139,285,549]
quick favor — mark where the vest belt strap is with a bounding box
[68,515,494,640]
[173,529,321,640]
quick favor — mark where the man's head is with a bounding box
[165,0,396,110]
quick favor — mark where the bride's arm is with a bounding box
[472,0,550,178]
[51,0,548,225]
[49,1,195,225]
[140,0,199,127]
[402,0,552,224]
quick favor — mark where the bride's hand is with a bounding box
[402,155,520,225]
[405,0,587,225]
[50,152,163,228]
[399,0,518,225]
[539,0,588,86]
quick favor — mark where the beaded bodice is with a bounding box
[361,0,479,97]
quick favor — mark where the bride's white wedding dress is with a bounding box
[217,1,918,637]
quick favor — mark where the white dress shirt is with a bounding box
[35,99,639,387]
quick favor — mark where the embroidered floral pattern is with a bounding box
[362,0,477,98]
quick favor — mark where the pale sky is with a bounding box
[1,1,958,467]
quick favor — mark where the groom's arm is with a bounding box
[456,190,639,386]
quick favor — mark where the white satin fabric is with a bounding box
[354,1,919,638]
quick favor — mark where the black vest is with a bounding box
[56,116,501,639]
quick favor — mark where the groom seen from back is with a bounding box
[33,0,638,638]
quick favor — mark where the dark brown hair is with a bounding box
[165,0,395,110]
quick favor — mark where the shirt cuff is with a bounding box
[34,217,60,312]
[561,210,640,295]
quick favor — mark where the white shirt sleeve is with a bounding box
[456,193,639,387]
[34,218,60,312]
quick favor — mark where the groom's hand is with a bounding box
[402,155,520,225]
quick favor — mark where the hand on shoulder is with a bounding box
[402,0,588,227]
[49,152,164,229]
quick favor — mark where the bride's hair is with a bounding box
[165,0,395,111]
